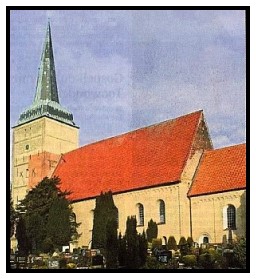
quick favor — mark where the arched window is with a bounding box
[69,213,77,235]
[223,204,236,230]
[227,205,236,229]
[198,233,211,245]
[137,203,144,226]
[203,236,209,244]
[159,199,165,224]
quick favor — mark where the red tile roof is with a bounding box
[188,143,246,197]
[53,111,203,201]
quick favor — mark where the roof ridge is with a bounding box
[205,142,246,153]
[63,110,203,156]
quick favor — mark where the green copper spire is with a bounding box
[17,22,77,127]
[34,21,59,103]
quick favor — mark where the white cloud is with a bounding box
[10,10,246,151]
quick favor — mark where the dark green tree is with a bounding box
[46,198,73,250]
[138,231,148,267]
[15,216,31,255]
[118,232,126,267]
[233,237,246,269]
[178,236,188,256]
[167,236,177,250]
[125,216,140,269]
[16,176,80,254]
[146,219,158,243]
[199,252,215,269]
[106,218,118,268]
[187,236,194,252]
[25,213,45,253]
[92,191,118,251]
[10,199,16,238]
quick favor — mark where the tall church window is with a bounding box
[137,203,144,226]
[158,199,165,224]
[223,204,236,230]
[227,205,236,229]
[70,213,77,236]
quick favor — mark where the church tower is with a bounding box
[11,23,79,205]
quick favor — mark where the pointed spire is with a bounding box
[34,21,59,103]
[16,23,78,127]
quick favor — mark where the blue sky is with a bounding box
[10,9,246,148]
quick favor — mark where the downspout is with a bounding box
[189,196,193,238]
[213,198,216,242]
[178,186,181,238]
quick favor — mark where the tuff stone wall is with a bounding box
[71,152,202,248]
[11,117,79,204]
[72,182,192,249]
[190,189,246,244]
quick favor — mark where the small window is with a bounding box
[223,204,236,230]
[70,213,77,235]
[227,205,236,229]
[25,144,29,150]
[203,237,209,244]
[159,199,166,224]
[137,203,144,226]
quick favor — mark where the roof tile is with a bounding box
[188,143,246,197]
[53,111,202,201]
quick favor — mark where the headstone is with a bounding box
[48,259,60,269]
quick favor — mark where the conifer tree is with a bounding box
[106,218,118,268]
[138,231,148,267]
[167,235,177,250]
[15,176,80,254]
[125,216,140,269]
[146,219,158,243]
[15,215,31,255]
[92,191,118,250]
[118,232,126,267]
[10,199,16,238]
[187,236,194,252]
[46,198,72,249]
[179,236,189,256]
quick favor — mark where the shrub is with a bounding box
[143,256,160,269]
[182,255,197,267]
[152,238,162,250]
[146,219,158,243]
[66,262,77,269]
[187,237,194,252]
[233,237,246,269]
[167,236,177,250]
[59,258,67,269]
[199,252,215,269]
[143,256,167,269]
[178,236,188,256]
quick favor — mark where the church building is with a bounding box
[11,24,246,251]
